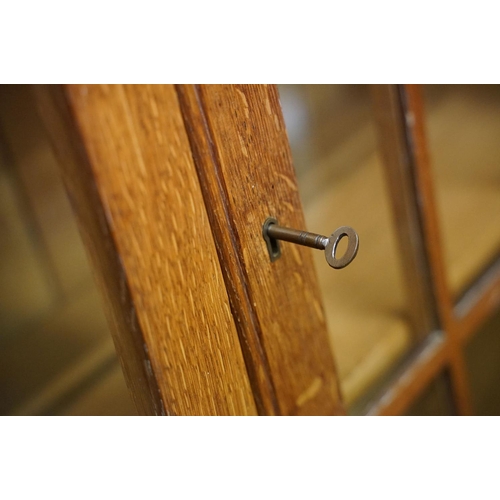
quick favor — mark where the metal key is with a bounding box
[262,217,359,269]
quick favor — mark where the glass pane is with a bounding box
[0,85,135,415]
[405,372,455,416]
[0,152,55,335]
[279,85,424,410]
[465,308,500,415]
[423,85,500,300]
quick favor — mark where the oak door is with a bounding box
[36,84,500,415]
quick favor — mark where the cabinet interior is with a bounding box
[280,84,500,408]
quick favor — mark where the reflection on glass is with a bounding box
[279,85,418,409]
[423,85,500,299]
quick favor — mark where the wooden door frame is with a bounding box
[34,84,500,416]
[35,84,344,416]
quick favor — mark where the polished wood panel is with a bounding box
[178,85,344,415]
[176,86,279,415]
[32,84,498,416]
[35,85,257,415]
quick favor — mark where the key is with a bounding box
[262,217,359,269]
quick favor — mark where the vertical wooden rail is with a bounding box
[176,85,345,415]
[35,84,344,415]
[35,85,257,415]
[174,86,279,416]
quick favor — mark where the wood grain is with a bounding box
[178,85,344,415]
[35,85,257,415]
[176,86,279,415]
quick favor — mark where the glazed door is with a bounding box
[37,84,343,415]
[36,84,500,415]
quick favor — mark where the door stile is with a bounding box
[177,85,345,415]
[175,85,280,416]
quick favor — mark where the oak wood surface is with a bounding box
[14,83,499,416]
[178,85,344,415]
[176,86,279,415]
[35,84,257,415]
